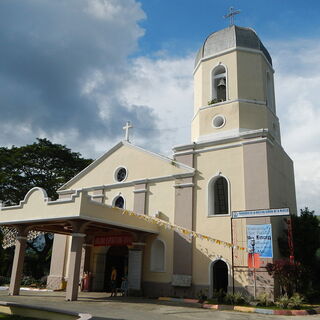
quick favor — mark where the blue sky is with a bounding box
[0,0,319,212]
[137,0,320,56]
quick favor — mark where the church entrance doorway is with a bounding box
[104,246,128,291]
[212,260,228,293]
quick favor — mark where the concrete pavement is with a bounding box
[1,290,320,320]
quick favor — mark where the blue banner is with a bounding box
[247,224,273,258]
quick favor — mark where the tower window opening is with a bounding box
[212,65,227,103]
[266,71,274,111]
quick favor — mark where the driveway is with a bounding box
[0,290,319,320]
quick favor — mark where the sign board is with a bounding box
[171,274,192,287]
[128,250,142,290]
[247,224,273,258]
[94,235,133,247]
[233,208,289,219]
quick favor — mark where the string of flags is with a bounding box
[113,207,246,251]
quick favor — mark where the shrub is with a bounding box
[224,293,235,305]
[305,289,320,304]
[208,98,223,105]
[257,293,274,307]
[21,276,34,286]
[0,275,10,286]
[289,293,304,309]
[211,289,226,304]
[223,292,249,305]
[233,291,249,305]
[197,289,208,303]
[276,294,291,309]
[276,293,305,310]
[20,276,46,288]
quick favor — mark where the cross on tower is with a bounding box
[123,121,133,142]
[224,7,241,26]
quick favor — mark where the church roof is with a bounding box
[195,25,272,68]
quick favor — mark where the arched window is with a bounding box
[114,195,125,209]
[212,65,227,102]
[150,239,165,272]
[208,176,229,215]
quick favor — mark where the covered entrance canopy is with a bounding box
[0,187,159,301]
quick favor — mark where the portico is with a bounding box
[0,187,158,301]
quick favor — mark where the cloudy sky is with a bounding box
[0,0,319,212]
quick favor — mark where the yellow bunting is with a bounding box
[116,207,246,251]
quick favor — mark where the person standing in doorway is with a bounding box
[110,266,117,297]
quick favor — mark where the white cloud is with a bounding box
[85,0,145,24]
[119,54,194,154]
[271,40,320,212]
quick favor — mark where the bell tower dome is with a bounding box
[192,25,280,144]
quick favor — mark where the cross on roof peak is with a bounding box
[123,121,133,142]
[224,7,241,27]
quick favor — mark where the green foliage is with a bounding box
[210,289,226,304]
[0,138,92,279]
[293,208,320,267]
[0,230,14,277]
[207,98,220,105]
[197,289,208,302]
[0,138,92,204]
[256,293,274,307]
[276,208,320,295]
[275,293,304,309]
[224,292,249,305]
[20,276,46,288]
[289,293,304,309]
[276,294,291,309]
[266,260,304,296]
[0,275,10,286]
[305,288,320,304]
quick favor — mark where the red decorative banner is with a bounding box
[94,235,133,247]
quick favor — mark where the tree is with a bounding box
[0,138,92,278]
[292,208,320,268]
[276,207,320,296]
[266,260,304,296]
[0,138,92,204]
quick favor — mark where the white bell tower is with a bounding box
[192,25,280,144]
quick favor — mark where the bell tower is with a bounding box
[192,25,280,144]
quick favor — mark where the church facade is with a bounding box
[0,25,297,300]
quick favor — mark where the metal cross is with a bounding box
[123,121,133,142]
[224,7,241,26]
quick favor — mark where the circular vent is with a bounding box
[212,115,226,128]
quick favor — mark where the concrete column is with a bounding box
[173,177,193,276]
[9,235,27,296]
[172,153,194,287]
[66,233,86,301]
[47,234,68,290]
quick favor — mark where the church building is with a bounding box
[0,25,297,301]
